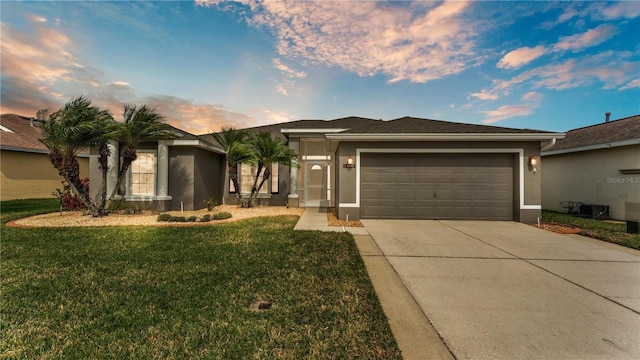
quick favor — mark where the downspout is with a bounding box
[541,138,557,152]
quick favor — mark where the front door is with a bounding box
[305,162,331,207]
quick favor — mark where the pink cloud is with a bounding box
[0,15,264,135]
[619,78,640,91]
[497,46,547,70]
[481,104,537,124]
[600,2,640,20]
[200,0,479,84]
[553,24,617,52]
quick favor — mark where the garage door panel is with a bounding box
[398,189,418,199]
[361,153,513,220]
[380,172,398,184]
[380,189,397,199]
[417,172,435,182]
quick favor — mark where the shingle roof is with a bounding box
[216,116,555,140]
[1,114,210,154]
[342,116,554,134]
[548,114,640,151]
[0,114,49,153]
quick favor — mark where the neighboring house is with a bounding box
[0,114,90,201]
[212,116,563,223]
[542,114,640,221]
[89,126,226,211]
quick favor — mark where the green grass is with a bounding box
[1,200,400,359]
[0,198,60,224]
[542,210,640,250]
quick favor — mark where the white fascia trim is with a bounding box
[326,133,565,141]
[337,148,541,211]
[542,138,640,156]
[0,125,15,133]
[281,128,349,134]
[158,139,224,154]
[124,195,172,201]
[302,155,332,161]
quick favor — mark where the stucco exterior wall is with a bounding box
[169,147,196,210]
[193,147,225,210]
[542,145,640,220]
[335,141,543,223]
[1,150,89,201]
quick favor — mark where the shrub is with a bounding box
[212,212,232,220]
[169,216,187,222]
[157,213,172,222]
[187,216,197,222]
[54,178,89,210]
[108,199,142,214]
[200,214,212,222]
[204,198,218,211]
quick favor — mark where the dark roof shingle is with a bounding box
[0,114,49,152]
[342,116,554,134]
[549,114,640,151]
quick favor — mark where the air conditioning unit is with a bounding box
[579,204,609,219]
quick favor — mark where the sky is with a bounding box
[1,0,639,134]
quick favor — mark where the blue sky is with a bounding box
[1,1,638,134]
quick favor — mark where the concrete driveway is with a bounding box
[361,220,640,360]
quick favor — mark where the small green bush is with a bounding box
[157,214,198,223]
[212,212,232,220]
[200,214,212,222]
[204,198,218,211]
[109,199,142,214]
[157,213,172,222]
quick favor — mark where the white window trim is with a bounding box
[126,150,158,200]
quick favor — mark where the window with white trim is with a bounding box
[230,163,279,194]
[130,152,156,195]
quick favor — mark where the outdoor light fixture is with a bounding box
[344,156,355,168]
[529,156,538,173]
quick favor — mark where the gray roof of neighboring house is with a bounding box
[1,113,219,154]
[546,114,640,152]
[0,114,51,153]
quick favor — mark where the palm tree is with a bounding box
[210,127,254,204]
[109,105,174,200]
[246,131,298,207]
[38,96,115,216]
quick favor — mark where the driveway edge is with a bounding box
[353,235,454,360]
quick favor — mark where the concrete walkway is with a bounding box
[294,208,453,359]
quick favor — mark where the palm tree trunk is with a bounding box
[98,144,110,212]
[249,165,270,207]
[228,162,242,205]
[62,157,100,216]
[108,146,137,201]
[248,163,264,207]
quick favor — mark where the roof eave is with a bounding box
[281,128,350,134]
[325,133,566,141]
[158,139,225,154]
[542,138,640,156]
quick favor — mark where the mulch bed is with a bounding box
[536,222,581,234]
[327,208,364,227]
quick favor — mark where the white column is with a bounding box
[106,141,119,197]
[288,160,299,199]
[157,142,169,197]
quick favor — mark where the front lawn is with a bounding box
[1,200,400,359]
[542,210,640,250]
